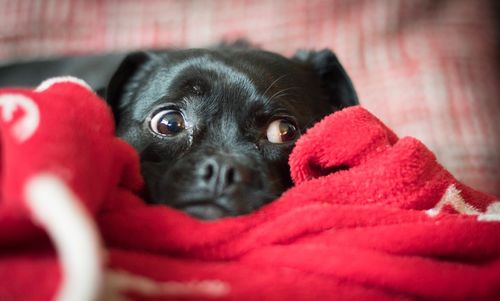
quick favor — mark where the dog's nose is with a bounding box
[197,156,247,195]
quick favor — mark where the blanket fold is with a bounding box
[0,77,499,301]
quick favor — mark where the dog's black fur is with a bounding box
[0,44,358,219]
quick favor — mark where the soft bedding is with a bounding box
[0,77,499,301]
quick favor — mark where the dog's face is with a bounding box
[107,46,357,219]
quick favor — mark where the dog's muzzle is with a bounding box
[174,154,255,219]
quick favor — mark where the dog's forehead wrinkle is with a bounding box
[169,55,258,95]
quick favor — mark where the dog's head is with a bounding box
[107,46,357,219]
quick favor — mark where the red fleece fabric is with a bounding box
[0,79,499,301]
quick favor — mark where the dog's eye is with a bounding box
[266,119,298,143]
[150,110,186,136]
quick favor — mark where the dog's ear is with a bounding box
[106,51,157,121]
[293,49,358,108]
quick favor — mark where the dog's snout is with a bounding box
[198,156,244,195]
[166,155,261,219]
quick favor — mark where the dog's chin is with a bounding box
[177,203,230,220]
[172,197,259,220]
[157,189,280,220]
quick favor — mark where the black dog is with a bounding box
[0,44,358,219]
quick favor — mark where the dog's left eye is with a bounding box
[266,119,298,143]
[150,110,186,136]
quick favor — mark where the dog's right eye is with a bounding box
[149,110,186,136]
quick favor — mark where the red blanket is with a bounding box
[1,77,499,301]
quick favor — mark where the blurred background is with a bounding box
[0,0,498,196]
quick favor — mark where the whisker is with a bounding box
[267,87,300,103]
[262,74,290,98]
